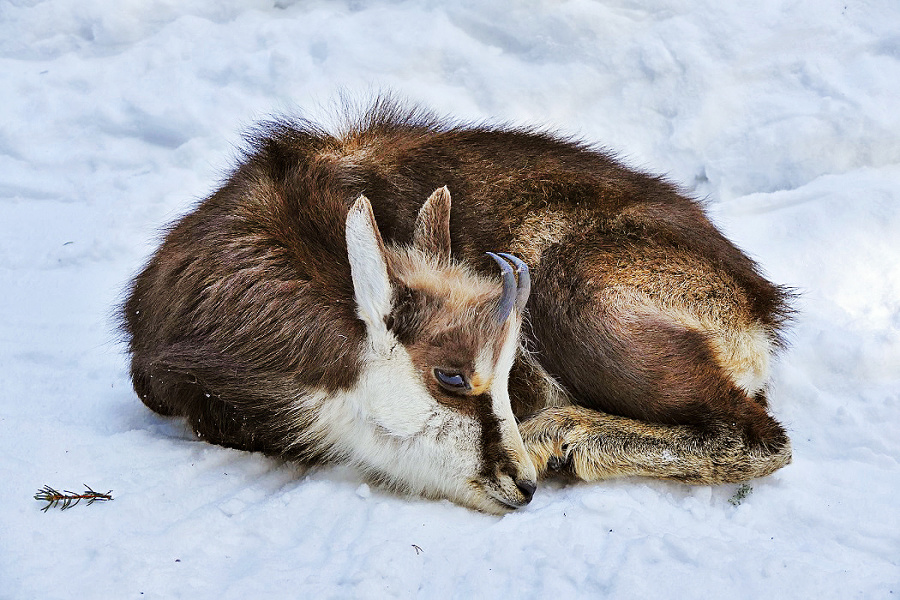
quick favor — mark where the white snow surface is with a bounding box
[2,1,899,598]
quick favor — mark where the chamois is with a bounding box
[122,99,792,513]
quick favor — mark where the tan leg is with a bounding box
[519,405,791,485]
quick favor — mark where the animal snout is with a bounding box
[516,479,537,504]
[495,465,537,508]
[495,438,538,509]
[496,475,536,509]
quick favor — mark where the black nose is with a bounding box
[516,479,537,504]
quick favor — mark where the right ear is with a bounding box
[346,195,393,333]
[412,186,452,264]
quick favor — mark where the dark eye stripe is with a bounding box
[434,368,470,393]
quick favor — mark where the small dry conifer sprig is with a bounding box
[34,485,113,512]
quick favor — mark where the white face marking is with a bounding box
[362,338,455,438]
[486,316,537,494]
[341,197,537,512]
[330,330,485,501]
[294,315,537,514]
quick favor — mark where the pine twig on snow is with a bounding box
[34,485,113,512]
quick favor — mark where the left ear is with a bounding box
[412,186,452,264]
[346,194,393,333]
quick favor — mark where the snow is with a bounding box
[2,0,898,597]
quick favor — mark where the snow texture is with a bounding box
[2,1,898,598]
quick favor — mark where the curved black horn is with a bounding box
[499,252,530,312]
[486,252,516,323]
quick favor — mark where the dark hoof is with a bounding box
[548,455,569,471]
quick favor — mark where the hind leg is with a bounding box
[520,246,791,483]
[511,332,792,484]
[520,402,791,484]
[517,315,792,483]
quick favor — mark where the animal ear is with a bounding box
[346,194,393,331]
[412,186,452,264]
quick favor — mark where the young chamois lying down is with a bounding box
[122,101,792,514]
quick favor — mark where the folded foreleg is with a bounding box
[520,405,791,485]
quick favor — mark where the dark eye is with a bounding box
[434,368,471,394]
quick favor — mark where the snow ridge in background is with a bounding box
[1,1,898,598]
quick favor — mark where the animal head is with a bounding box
[342,186,537,513]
